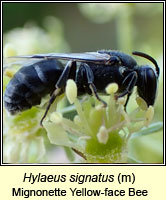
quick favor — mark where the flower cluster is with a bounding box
[42,80,159,163]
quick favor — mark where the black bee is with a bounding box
[4,50,160,125]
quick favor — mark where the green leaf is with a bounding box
[130,122,163,139]
[43,122,70,146]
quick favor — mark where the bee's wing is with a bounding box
[3,58,41,69]
[8,52,111,64]
[3,58,44,75]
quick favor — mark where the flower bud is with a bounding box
[4,68,15,78]
[136,96,148,111]
[105,83,118,94]
[97,126,108,144]
[66,79,77,104]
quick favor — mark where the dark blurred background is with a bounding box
[3,2,163,53]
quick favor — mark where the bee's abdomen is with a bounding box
[4,60,63,114]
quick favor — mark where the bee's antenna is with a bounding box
[132,51,160,77]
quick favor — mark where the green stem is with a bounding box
[116,6,133,52]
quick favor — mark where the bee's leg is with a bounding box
[123,93,131,111]
[40,87,61,126]
[89,83,107,107]
[116,71,137,111]
[40,61,76,126]
[56,61,76,88]
[79,63,107,107]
